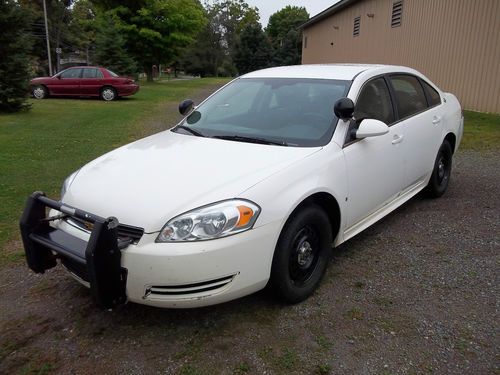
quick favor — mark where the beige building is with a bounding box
[301,0,500,113]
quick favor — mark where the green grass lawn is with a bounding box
[0,78,229,264]
[0,89,498,265]
[461,110,500,150]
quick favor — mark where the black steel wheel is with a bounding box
[270,205,332,303]
[425,140,453,198]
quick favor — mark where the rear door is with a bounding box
[342,76,405,231]
[80,68,104,96]
[51,68,82,95]
[387,74,443,190]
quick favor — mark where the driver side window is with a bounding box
[354,77,394,125]
[60,68,82,79]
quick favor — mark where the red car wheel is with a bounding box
[32,85,48,99]
[101,87,117,101]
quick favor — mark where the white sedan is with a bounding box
[20,64,463,309]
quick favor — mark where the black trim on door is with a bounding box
[343,74,396,148]
[418,77,442,109]
[342,72,444,149]
[385,73,436,125]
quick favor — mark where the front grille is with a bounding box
[116,223,144,243]
[146,274,236,297]
[66,217,144,244]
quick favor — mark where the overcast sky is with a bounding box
[247,0,340,27]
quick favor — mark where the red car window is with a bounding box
[106,69,119,77]
[60,68,82,79]
[82,68,103,79]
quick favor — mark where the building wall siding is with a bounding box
[302,0,500,113]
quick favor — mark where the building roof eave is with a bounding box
[299,0,361,30]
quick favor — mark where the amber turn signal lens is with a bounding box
[236,205,254,227]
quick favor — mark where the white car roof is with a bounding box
[242,64,409,81]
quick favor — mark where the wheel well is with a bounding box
[292,192,341,241]
[32,84,48,91]
[101,85,115,92]
[444,133,456,154]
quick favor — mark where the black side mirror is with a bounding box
[334,98,355,121]
[179,99,194,116]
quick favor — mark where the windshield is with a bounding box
[174,77,351,147]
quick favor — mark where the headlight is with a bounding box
[60,169,80,199]
[156,199,260,242]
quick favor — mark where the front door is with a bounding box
[342,77,405,234]
[50,68,82,95]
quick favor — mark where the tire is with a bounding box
[32,85,47,99]
[425,140,453,198]
[270,205,332,303]
[100,86,117,101]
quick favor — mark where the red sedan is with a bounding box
[30,66,139,101]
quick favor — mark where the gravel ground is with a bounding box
[0,100,498,374]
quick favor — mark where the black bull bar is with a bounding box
[19,192,128,309]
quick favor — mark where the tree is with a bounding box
[266,6,309,66]
[233,22,272,75]
[101,0,206,81]
[93,15,137,76]
[0,1,33,112]
[272,28,302,66]
[210,0,260,56]
[20,0,76,75]
[180,0,260,77]
[67,0,96,63]
[181,22,224,77]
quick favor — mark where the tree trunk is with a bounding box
[145,65,153,82]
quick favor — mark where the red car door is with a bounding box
[80,68,104,96]
[50,68,82,95]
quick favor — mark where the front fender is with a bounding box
[240,144,348,247]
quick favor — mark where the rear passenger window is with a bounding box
[82,69,97,78]
[421,80,441,107]
[354,77,394,125]
[82,68,99,78]
[389,75,427,119]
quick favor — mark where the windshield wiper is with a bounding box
[175,125,205,137]
[213,135,288,146]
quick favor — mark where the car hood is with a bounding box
[31,77,52,82]
[63,130,321,232]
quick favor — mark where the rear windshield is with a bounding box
[106,69,119,77]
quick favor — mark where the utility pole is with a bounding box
[42,0,53,76]
[56,47,62,73]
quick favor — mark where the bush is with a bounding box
[0,1,33,112]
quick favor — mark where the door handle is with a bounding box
[392,134,404,145]
[432,116,442,125]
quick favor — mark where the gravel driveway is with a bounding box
[1,126,498,373]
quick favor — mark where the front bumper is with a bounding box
[19,192,128,309]
[20,192,280,308]
[117,84,139,96]
[123,222,279,308]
